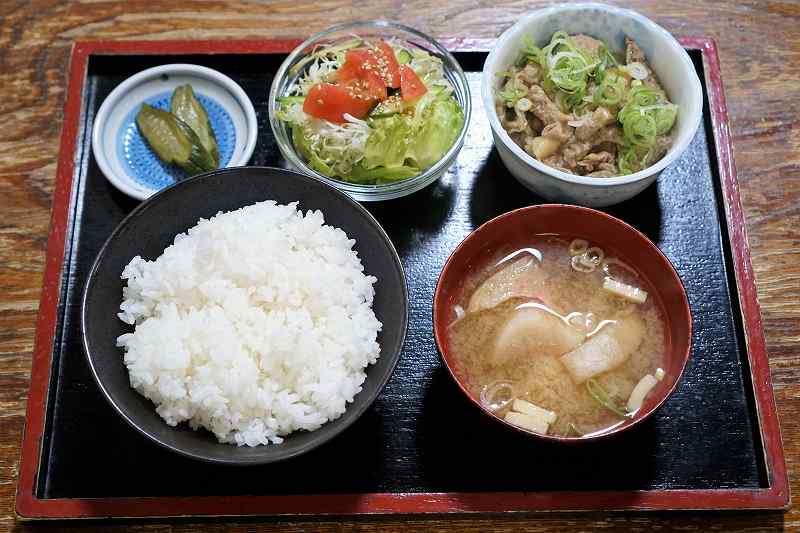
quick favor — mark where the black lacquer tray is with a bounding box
[16,38,787,518]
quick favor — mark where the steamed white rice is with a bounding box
[116,201,382,446]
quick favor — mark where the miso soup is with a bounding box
[447,236,667,438]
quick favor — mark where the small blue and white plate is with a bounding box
[92,64,257,201]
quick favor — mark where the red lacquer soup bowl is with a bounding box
[433,204,692,442]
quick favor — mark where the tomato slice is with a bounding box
[361,69,388,101]
[377,42,401,88]
[338,48,372,84]
[308,41,404,122]
[399,65,427,101]
[338,42,400,88]
[336,59,360,84]
[303,75,387,123]
[303,83,376,123]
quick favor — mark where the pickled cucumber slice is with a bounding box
[135,104,216,175]
[170,84,219,167]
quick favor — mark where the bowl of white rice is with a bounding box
[81,166,408,465]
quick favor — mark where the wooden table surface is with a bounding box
[2,0,799,531]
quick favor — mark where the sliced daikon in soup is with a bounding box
[492,303,585,366]
[560,314,645,384]
[467,250,547,313]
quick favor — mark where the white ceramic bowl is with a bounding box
[93,64,258,201]
[481,3,703,207]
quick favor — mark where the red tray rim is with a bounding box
[15,37,789,519]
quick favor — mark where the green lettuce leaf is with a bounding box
[407,97,464,168]
[291,126,333,176]
[348,164,420,184]
[363,114,412,169]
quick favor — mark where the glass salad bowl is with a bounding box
[268,21,471,201]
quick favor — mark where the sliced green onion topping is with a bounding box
[653,104,678,134]
[586,378,630,417]
[594,44,619,83]
[625,82,663,107]
[568,422,584,437]
[538,32,600,103]
[621,110,657,147]
[594,71,626,107]
[549,51,592,93]
[516,35,544,67]
[618,145,647,175]
[498,78,528,105]
[617,82,677,167]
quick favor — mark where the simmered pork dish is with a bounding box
[496,32,678,176]
[447,237,667,438]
